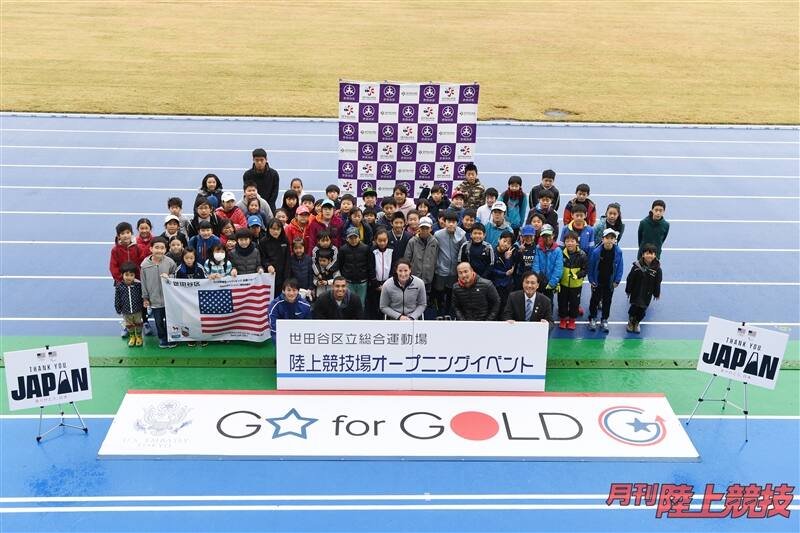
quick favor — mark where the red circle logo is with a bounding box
[450,411,499,441]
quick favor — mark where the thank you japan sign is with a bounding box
[276,320,549,391]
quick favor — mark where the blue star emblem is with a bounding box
[265,408,317,439]
[627,417,652,433]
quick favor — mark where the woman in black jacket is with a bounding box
[259,219,291,289]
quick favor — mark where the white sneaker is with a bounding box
[588,318,597,331]
[601,319,609,332]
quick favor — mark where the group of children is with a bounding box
[110,156,667,347]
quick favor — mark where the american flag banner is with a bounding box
[338,80,479,199]
[163,273,274,343]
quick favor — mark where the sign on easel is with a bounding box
[4,343,93,410]
[696,316,789,390]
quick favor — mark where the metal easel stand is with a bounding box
[36,402,88,443]
[685,373,749,443]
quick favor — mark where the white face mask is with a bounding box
[213,252,226,262]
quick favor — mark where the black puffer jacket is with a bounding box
[259,231,291,289]
[625,258,662,308]
[452,275,500,321]
[337,242,374,283]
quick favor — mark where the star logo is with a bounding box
[423,86,436,98]
[383,86,396,98]
[460,125,473,137]
[627,417,655,433]
[341,162,354,173]
[439,145,452,157]
[361,144,374,156]
[342,124,355,136]
[363,105,375,117]
[598,406,667,446]
[401,145,413,156]
[381,164,393,175]
[419,164,431,175]
[422,125,433,137]
[382,125,395,137]
[343,85,356,97]
[402,106,415,118]
[265,408,317,439]
[463,86,476,98]
[441,106,454,118]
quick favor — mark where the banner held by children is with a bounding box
[164,273,274,343]
[338,80,480,199]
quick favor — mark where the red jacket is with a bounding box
[306,214,344,251]
[135,234,153,261]
[285,219,311,255]
[563,198,597,227]
[215,206,247,230]
[110,241,143,283]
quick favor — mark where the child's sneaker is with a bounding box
[200,340,208,347]
[159,340,176,349]
[143,322,154,336]
[135,334,143,347]
[600,319,609,332]
[588,318,597,331]
[567,319,576,330]
[559,318,568,330]
[633,321,641,334]
[120,325,130,338]
[128,334,136,347]
[626,318,635,333]
[187,341,196,347]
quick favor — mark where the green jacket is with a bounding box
[637,215,670,258]
[559,247,588,289]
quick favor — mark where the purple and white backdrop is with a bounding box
[338,80,480,198]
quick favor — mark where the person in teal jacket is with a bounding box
[499,175,528,233]
[637,199,669,258]
[587,229,624,333]
[532,224,563,304]
[593,202,625,246]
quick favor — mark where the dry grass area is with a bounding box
[1,1,797,123]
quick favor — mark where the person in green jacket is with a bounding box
[557,232,588,330]
[637,199,669,259]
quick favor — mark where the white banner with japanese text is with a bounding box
[276,320,548,391]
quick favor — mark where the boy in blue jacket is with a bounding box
[587,228,624,332]
[532,224,563,304]
[559,203,594,254]
[458,223,495,279]
[268,278,313,344]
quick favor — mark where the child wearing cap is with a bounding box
[500,176,528,235]
[529,169,561,212]
[625,243,662,333]
[167,197,191,237]
[558,203,594,254]
[286,205,312,254]
[476,187,498,225]
[237,181,274,223]
[513,224,537,290]
[587,228,624,332]
[216,191,247,230]
[638,200,669,259]
[247,215,265,245]
[114,262,144,347]
[307,198,344,250]
[532,224,563,304]
[594,203,625,247]
[259,219,290,289]
[360,188,378,211]
[161,214,188,247]
[459,223,495,279]
[188,220,222,265]
[404,216,439,304]
[338,226,374,304]
[558,231,588,330]
[228,229,264,276]
[563,183,597,226]
[484,201,513,248]
[454,163,485,210]
[140,236,178,348]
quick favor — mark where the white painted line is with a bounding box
[0,317,796,326]
[1,185,796,200]
[4,145,797,161]
[4,211,797,224]
[3,129,798,144]
[2,276,797,286]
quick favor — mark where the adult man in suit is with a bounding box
[503,271,554,331]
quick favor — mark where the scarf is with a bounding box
[457,271,477,288]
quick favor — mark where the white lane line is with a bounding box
[2,146,796,160]
[2,276,798,286]
[0,317,796,326]
[2,128,797,144]
[2,165,798,179]
[3,211,797,224]
[1,241,797,252]
[1,185,797,200]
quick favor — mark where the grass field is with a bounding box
[1,0,797,123]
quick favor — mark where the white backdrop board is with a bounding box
[276,320,549,391]
[4,343,92,411]
[697,316,789,390]
[98,391,698,461]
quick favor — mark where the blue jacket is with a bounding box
[268,293,313,341]
[559,222,594,254]
[492,247,516,289]
[188,234,222,264]
[484,220,513,248]
[500,192,528,230]
[289,254,314,290]
[459,240,495,279]
[532,240,564,289]
[588,244,624,286]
